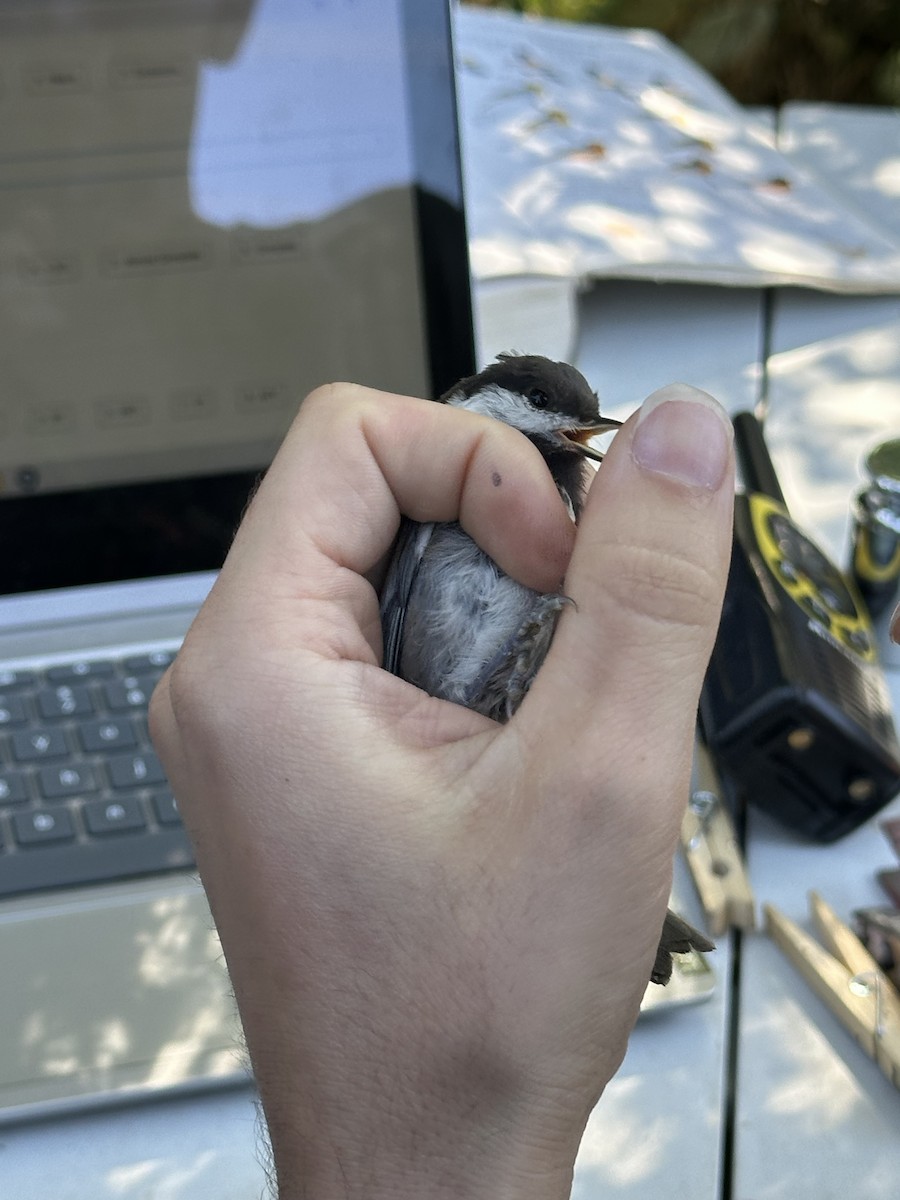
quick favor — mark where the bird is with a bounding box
[379,353,714,985]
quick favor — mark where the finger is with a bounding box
[891,601,900,643]
[517,383,734,805]
[221,383,575,609]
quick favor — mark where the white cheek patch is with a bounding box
[451,384,571,436]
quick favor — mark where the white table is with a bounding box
[730,288,900,1200]
[572,281,764,1199]
[577,281,900,1198]
[5,278,899,1200]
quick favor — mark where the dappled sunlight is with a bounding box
[2,880,243,1113]
[729,929,900,1198]
[105,1150,218,1198]
[572,1058,723,1197]
[747,995,863,1130]
[649,182,715,219]
[738,228,852,278]
[661,215,714,250]
[504,165,565,222]
[874,157,900,198]
[780,105,900,245]
[145,1004,243,1089]
[106,1159,160,1195]
[637,83,733,143]
[577,1085,678,1188]
[567,966,727,1200]
[564,205,670,261]
[137,893,224,989]
[564,199,716,257]
[763,318,900,558]
[456,9,900,291]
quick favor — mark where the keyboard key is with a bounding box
[13,807,76,846]
[102,676,158,711]
[0,695,29,727]
[11,728,69,762]
[37,684,94,720]
[38,763,98,800]
[78,717,138,753]
[0,669,37,691]
[0,646,191,894]
[83,797,147,837]
[0,771,29,805]
[0,647,192,896]
[151,789,182,826]
[123,651,176,672]
[45,660,115,682]
[107,750,166,789]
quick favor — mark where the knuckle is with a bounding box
[148,651,194,743]
[303,380,352,409]
[598,537,725,633]
[146,675,170,750]
[150,636,219,745]
[299,381,373,432]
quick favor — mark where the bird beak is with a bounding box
[563,418,622,462]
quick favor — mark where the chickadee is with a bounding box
[379,353,713,985]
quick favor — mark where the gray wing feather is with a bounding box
[379,518,435,673]
[380,518,567,718]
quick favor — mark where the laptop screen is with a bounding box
[0,0,474,594]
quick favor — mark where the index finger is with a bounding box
[214,381,576,629]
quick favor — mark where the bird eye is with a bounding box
[528,388,550,409]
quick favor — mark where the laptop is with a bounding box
[0,0,474,1123]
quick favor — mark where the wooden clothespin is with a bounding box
[766,892,900,1091]
[680,738,755,937]
[854,907,900,991]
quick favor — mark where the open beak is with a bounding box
[563,417,622,463]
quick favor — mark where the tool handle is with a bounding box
[733,411,787,507]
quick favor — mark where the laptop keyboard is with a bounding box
[0,648,194,898]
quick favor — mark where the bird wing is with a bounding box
[379,517,435,674]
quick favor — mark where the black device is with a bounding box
[699,411,900,842]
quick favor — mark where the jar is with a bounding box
[850,438,900,618]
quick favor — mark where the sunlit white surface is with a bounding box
[735,787,900,1200]
[780,105,900,245]
[765,312,900,558]
[764,290,900,669]
[3,1089,265,1200]
[733,287,900,1195]
[456,8,900,291]
[574,861,730,1200]
[6,38,900,1200]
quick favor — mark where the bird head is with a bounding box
[441,353,620,462]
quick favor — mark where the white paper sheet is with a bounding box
[456,7,900,294]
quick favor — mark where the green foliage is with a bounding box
[466,0,900,106]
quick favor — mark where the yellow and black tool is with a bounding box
[700,412,900,842]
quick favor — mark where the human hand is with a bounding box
[150,379,735,1200]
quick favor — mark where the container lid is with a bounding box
[864,438,900,493]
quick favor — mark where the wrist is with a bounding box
[242,998,611,1200]
[265,1083,590,1200]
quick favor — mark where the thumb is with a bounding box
[517,383,735,816]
